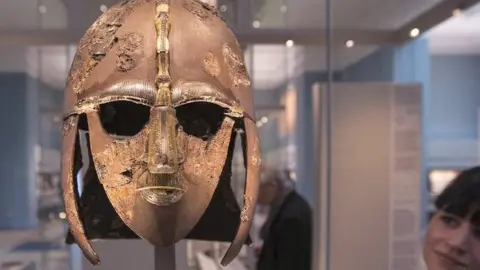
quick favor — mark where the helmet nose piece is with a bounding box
[148,153,176,174]
[147,106,180,174]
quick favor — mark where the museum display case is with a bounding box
[1,0,480,269]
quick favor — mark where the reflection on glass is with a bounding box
[216,0,237,27]
[428,170,460,196]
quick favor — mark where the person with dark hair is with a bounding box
[423,166,480,270]
[255,168,312,270]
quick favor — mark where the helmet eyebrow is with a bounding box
[66,80,157,117]
[172,81,243,116]
[82,80,156,102]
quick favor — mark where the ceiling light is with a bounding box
[409,28,420,38]
[261,116,268,124]
[252,20,260,28]
[219,5,227,12]
[100,4,108,12]
[280,5,287,13]
[286,40,294,47]
[345,40,354,48]
[38,5,47,14]
[452,8,462,16]
[59,212,67,219]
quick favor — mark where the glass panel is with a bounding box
[251,0,288,29]
[15,1,480,270]
[217,0,237,27]
[250,0,326,29]
[426,2,480,216]
[40,0,69,29]
[0,0,41,30]
[317,1,480,270]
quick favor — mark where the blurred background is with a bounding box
[0,0,479,269]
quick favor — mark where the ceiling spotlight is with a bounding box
[261,116,268,124]
[252,20,260,28]
[409,28,420,38]
[286,40,294,47]
[219,5,227,12]
[280,5,287,13]
[345,40,354,48]
[452,8,462,16]
[100,4,108,12]
[38,5,47,14]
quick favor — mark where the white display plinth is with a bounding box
[75,240,188,270]
[312,83,423,270]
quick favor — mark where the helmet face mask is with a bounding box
[61,0,261,266]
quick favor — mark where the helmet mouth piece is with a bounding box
[136,186,184,192]
[139,188,185,206]
[135,171,187,206]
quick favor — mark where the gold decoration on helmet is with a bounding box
[141,0,181,205]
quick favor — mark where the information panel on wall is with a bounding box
[388,84,422,270]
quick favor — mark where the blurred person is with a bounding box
[423,166,480,270]
[256,168,312,270]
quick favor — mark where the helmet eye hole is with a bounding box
[98,101,150,138]
[176,102,225,141]
[97,101,227,140]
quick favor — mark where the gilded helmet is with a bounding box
[61,0,261,266]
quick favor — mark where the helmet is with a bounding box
[61,0,261,266]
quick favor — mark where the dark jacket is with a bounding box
[256,191,312,270]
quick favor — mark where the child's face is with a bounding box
[423,211,480,270]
